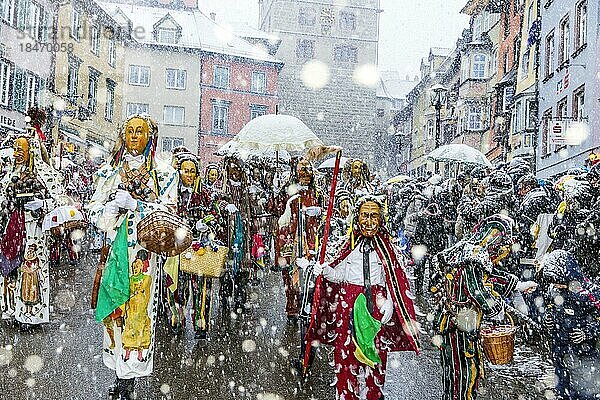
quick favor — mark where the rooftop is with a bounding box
[377,71,419,100]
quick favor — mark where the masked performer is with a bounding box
[277,158,323,322]
[204,163,222,192]
[164,152,222,339]
[0,135,64,328]
[432,216,537,400]
[308,196,420,400]
[87,115,178,400]
[221,157,252,312]
[343,158,374,197]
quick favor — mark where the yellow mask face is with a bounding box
[340,199,351,218]
[207,168,219,184]
[13,137,30,165]
[351,160,363,178]
[124,117,150,156]
[296,159,313,185]
[357,201,381,237]
[180,160,197,187]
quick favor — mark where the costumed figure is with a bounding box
[540,250,600,399]
[307,195,420,400]
[431,214,537,400]
[220,156,253,312]
[0,134,64,327]
[248,163,271,282]
[87,115,178,400]
[204,163,222,193]
[277,158,323,322]
[343,159,374,198]
[163,152,222,339]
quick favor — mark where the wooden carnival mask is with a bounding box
[124,117,150,156]
[357,201,381,238]
[351,160,363,178]
[207,167,219,184]
[13,137,30,165]
[296,159,313,186]
[180,160,198,188]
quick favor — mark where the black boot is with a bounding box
[117,377,135,400]
[107,378,118,399]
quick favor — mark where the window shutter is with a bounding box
[16,0,29,31]
[12,67,26,112]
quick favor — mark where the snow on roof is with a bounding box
[98,1,282,64]
[230,23,280,43]
[430,47,452,57]
[376,71,418,99]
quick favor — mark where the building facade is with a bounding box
[258,0,381,165]
[0,0,55,140]
[537,0,599,177]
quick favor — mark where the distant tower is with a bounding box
[259,0,381,163]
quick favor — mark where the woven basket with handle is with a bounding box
[179,245,228,277]
[137,211,192,257]
[481,313,517,365]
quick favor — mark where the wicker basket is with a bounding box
[50,220,88,236]
[179,245,228,277]
[481,313,517,365]
[137,211,192,257]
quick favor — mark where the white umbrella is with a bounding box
[217,114,323,154]
[318,156,348,170]
[0,148,13,158]
[42,205,85,232]
[216,140,291,162]
[427,144,492,167]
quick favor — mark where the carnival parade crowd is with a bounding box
[0,114,598,400]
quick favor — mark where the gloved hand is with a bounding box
[515,281,538,294]
[296,257,310,270]
[379,297,394,325]
[569,328,586,344]
[492,306,505,322]
[24,198,44,211]
[305,206,322,217]
[114,190,137,211]
[225,203,239,214]
[104,200,120,216]
[312,262,325,276]
[195,221,209,232]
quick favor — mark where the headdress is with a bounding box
[110,114,158,170]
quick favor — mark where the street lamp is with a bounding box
[429,83,447,174]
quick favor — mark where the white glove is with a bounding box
[515,281,538,294]
[492,307,506,322]
[305,206,322,217]
[225,203,239,214]
[114,190,137,211]
[24,198,44,211]
[195,221,209,232]
[104,200,120,216]
[569,328,586,344]
[379,297,394,325]
[296,257,310,270]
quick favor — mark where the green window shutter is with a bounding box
[12,67,26,112]
[16,0,29,32]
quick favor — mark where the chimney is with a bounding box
[210,12,216,21]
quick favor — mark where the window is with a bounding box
[468,106,482,130]
[545,32,555,77]
[503,86,514,112]
[575,1,587,50]
[513,37,520,67]
[503,8,510,38]
[211,102,229,134]
[129,65,150,86]
[490,47,498,75]
[572,85,584,121]
[0,60,10,107]
[105,80,115,121]
[251,71,266,93]
[163,105,184,125]
[25,74,38,110]
[250,105,267,119]
[426,119,434,139]
[70,8,80,40]
[472,54,486,78]
[334,45,358,63]
[296,39,314,59]
[67,57,80,102]
[26,2,42,41]
[127,102,149,116]
[213,66,229,89]
[559,16,570,64]
[162,137,184,152]
[557,96,567,120]
[520,49,530,79]
[503,51,509,74]
[527,3,534,29]
[339,11,356,30]
[298,7,315,26]
[166,68,186,89]
[2,0,15,24]
[525,99,536,130]
[108,35,116,67]
[541,108,552,156]
[87,69,99,113]
[90,25,100,56]
[376,108,385,117]
[158,28,177,44]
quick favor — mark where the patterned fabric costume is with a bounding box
[88,116,178,379]
[307,231,420,400]
[0,137,64,325]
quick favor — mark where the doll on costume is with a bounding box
[87,114,178,400]
[307,195,420,400]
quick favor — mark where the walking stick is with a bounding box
[302,149,342,375]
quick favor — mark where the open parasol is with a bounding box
[385,174,411,185]
[427,144,492,167]
[317,156,348,170]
